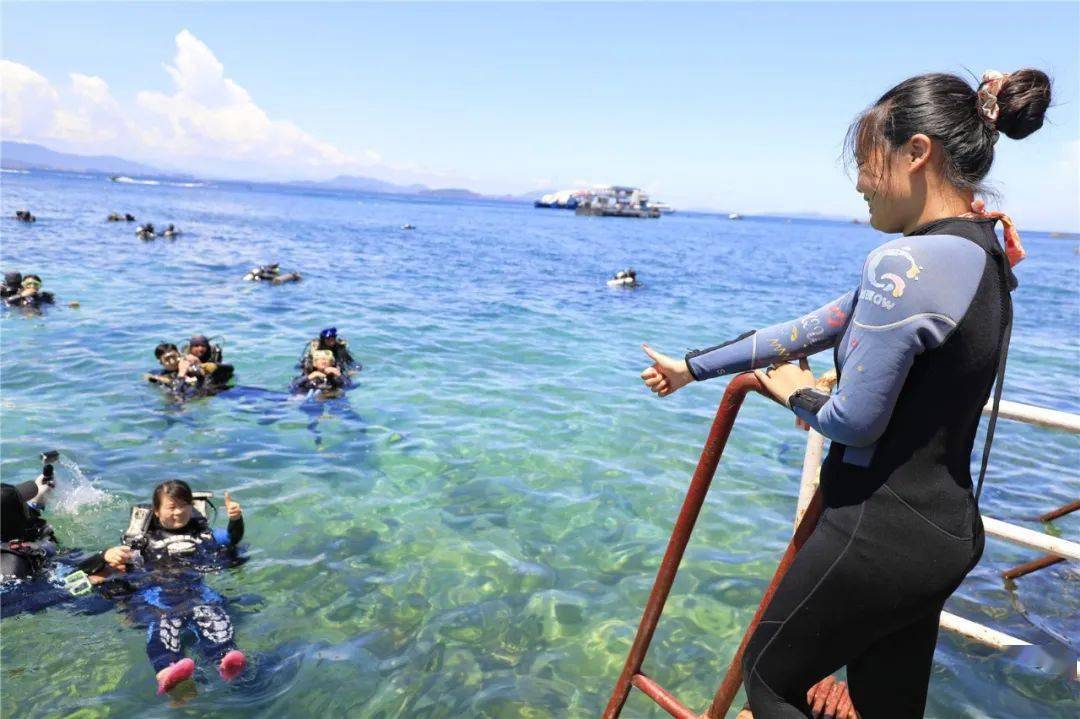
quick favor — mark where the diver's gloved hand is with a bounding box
[641,343,695,398]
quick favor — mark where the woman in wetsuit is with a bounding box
[640,69,1050,717]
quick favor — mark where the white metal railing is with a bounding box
[794,397,1078,675]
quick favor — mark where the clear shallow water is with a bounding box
[1,171,1077,718]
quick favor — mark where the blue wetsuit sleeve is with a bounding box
[685,291,855,381]
[790,236,987,450]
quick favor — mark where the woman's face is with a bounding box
[159,351,180,371]
[855,137,930,234]
[156,495,193,529]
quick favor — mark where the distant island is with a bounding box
[0,141,544,204]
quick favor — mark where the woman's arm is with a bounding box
[685,291,856,381]
[789,236,989,456]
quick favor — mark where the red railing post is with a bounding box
[602,373,764,719]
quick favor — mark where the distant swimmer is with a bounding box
[607,268,639,287]
[107,213,137,222]
[162,224,182,238]
[299,327,359,374]
[243,263,301,284]
[401,224,416,230]
[14,210,36,223]
[3,274,55,309]
[136,223,156,240]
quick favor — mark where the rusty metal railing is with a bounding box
[604,374,1079,717]
[602,373,826,719]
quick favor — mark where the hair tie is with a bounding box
[965,200,1026,267]
[977,70,1009,128]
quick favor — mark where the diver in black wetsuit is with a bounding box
[299,327,358,373]
[1,453,113,585]
[640,69,1050,718]
[1,272,23,300]
[291,349,351,396]
[3,274,55,308]
[91,480,248,695]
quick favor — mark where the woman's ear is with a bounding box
[907,133,933,173]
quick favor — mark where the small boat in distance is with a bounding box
[728,212,743,220]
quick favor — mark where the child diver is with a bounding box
[96,480,247,695]
[292,349,350,395]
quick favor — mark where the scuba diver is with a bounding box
[299,327,359,374]
[1,271,23,300]
[291,349,351,397]
[136,223,156,240]
[3,274,55,308]
[92,480,247,695]
[639,69,1048,718]
[14,210,36,223]
[607,268,639,287]
[162,224,181,238]
[1,451,117,587]
[145,338,234,399]
[243,263,302,284]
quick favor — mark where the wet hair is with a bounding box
[845,70,1051,194]
[152,479,193,512]
[154,342,180,360]
[22,274,42,284]
[4,272,21,287]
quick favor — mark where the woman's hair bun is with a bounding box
[996,69,1052,140]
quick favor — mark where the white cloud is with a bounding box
[0,60,61,138]
[1,30,378,179]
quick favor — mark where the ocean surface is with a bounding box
[1,170,1076,718]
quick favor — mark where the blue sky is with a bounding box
[2,2,1077,230]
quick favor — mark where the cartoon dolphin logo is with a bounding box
[866,246,922,299]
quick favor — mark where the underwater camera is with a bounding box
[40,450,59,484]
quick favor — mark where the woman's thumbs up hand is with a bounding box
[641,343,695,398]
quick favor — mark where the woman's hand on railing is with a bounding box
[641,344,694,398]
[755,358,816,408]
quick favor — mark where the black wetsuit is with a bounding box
[92,514,244,671]
[4,292,54,308]
[685,218,1012,717]
[1,481,103,581]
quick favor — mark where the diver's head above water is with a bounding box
[319,327,338,347]
[311,349,336,372]
[154,343,181,372]
[846,69,1051,234]
[187,335,211,360]
[152,480,195,530]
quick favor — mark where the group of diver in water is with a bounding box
[145,327,359,400]
[2,452,248,694]
[1,271,54,308]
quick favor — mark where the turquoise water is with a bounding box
[1,171,1076,718]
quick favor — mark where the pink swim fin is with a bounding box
[219,650,246,681]
[156,658,195,695]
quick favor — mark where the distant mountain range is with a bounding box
[1,141,169,177]
[1,141,543,203]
